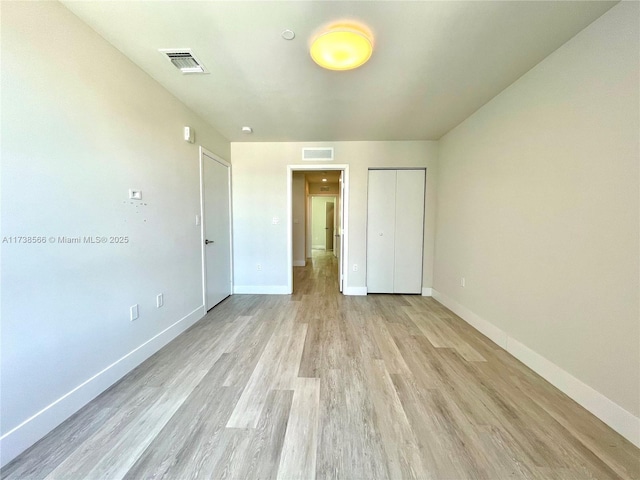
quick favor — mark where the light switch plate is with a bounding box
[130,304,139,321]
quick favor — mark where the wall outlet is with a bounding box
[157,293,164,308]
[130,304,139,321]
[256,263,262,271]
[353,264,358,272]
[461,277,466,287]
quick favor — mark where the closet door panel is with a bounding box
[393,169,425,294]
[366,170,396,293]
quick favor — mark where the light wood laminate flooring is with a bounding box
[2,250,639,479]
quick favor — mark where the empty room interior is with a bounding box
[1,1,639,479]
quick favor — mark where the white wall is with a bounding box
[231,141,438,295]
[292,173,306,266]
[0,1,229,465]
[434,2,639,444]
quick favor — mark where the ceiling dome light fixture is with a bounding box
[310,23,373,71]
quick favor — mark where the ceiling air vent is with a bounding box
[302,147,334,161]
[159,49,208,74]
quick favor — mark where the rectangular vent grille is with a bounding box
[302,147,334,161]
[159,49,207,74]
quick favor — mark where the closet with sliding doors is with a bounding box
[366,168,426,294]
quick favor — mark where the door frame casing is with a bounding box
[287,164,349,295]
[199,146,234,310]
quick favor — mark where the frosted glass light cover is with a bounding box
[310,26,373,71]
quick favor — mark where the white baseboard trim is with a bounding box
[432,289,508,348]
[506,336,640,447]
[421,287,433,297]
[233,285,290,295]
[0,305,206,467]
[293,260,306,267]
[431,289,640,448]
[343,286,367,296]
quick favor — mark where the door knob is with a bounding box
[205,239,214,245]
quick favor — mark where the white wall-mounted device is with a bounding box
[184,126,194,143]
[129,189,142,200]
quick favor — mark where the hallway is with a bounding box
[293,250,340,297]
[2,255,638,479]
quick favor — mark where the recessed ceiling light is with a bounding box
[281,29,295,40]
[322,178,328,182]
[242,126,253,134]
[310,23,373,71]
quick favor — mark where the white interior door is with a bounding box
[202,151,232,310]
[366,169,397,293]
[338,171,344,292]
[394,169,425,293]
[325,201,334,251]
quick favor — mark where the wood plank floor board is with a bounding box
[0,404,115,480]
[296,311,323,378]
[343,309,383,363]
[364,360,427,480]
[123,385,243,480]
[405,309,486,362]
[315,368,390,480]
[226,304,303,428]
[44,368,208,479]
[3,250,638,480]
[222,390,293,480]
[222,316,279,388]
[370,315,413,376]
[277,377,320,480]
[392,334,447,390]
[122,353,241,480]
[391,372,487,479]
[475,425,540,480]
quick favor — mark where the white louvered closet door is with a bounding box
[366,169,425,294]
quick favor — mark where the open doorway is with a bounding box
[287,165,349,295]
[310,196,337,252]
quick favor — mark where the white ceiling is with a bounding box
[62,1,616,142]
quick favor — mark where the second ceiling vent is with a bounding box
[302,147,334,161]
[159,49,208,74]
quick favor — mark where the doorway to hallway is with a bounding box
[287,164,349,295]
